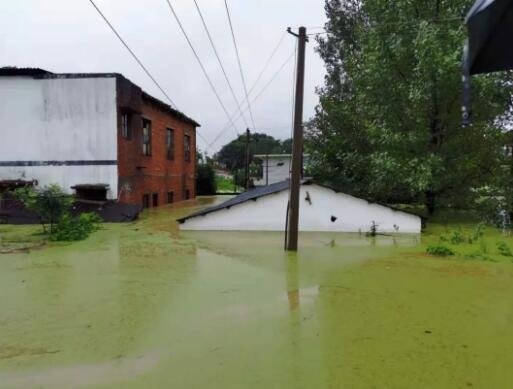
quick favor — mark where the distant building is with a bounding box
[254,154,310,186]
[178,180,422,234]
[0,67,200,208]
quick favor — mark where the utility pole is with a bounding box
[266,154,269,186]
[244,128,251,190]
[286,26,307,252]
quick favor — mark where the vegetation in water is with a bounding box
[426,244,454,257]
[497,241,513,258]
[12,185,101,242]
[366,221,379,237]
[50,213,102,242]
[14,185,73,234]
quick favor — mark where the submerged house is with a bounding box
[178,180,422,234]
[0,67,200,208]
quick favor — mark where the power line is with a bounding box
[87,0,210,147]
[223,0,256,131]
[247,32,287,99]
[88,0,178,109]
[192,0,249,128]
[164,0,240,137]
[204,31,287,150]
[208,50,296,149]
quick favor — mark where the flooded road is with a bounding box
[1,198,513,388]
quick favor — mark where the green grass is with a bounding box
[215,174,242,193]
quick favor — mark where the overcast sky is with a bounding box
[1,0,327,153]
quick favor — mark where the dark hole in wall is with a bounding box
[74,186,108,202]
[142,194,150,209]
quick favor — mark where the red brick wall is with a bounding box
[117,98,197,207]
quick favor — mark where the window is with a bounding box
[142,119,152,156]
[121,113,131,139]
[167,191,174,204]
[185,189,191,200]
[166,128,175,160]
[152,193,159,207]
[142,194,150,209]
[184,134,191,162]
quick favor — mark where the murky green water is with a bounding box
[1,198,513,388]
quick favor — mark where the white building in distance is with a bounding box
[178,180,422,234]
[254,154,310,186]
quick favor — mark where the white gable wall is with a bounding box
[0,76,118,198]
[255,156,292,186]
[181,185,421,234]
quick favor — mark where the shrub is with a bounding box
[426,244,455,257]
[468,223,486,244]
[497,242,513,258]
[196,163,217,195]
[50,213,102,242]
[14,185,73,234]
[449,230,466,245]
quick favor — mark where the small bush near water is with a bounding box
[14,185,72,234]
[13,185,102,242]
[426,244,455,257]
[497,242,513,258]
[50,213,102,242]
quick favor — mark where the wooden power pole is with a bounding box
[244,128,251,190]
[286,26,307,251]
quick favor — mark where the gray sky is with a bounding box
[1,0,327,153]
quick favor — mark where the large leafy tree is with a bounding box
[215,133,291,171]
[308,0,512,213]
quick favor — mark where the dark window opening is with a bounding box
[152,193,159,207]
[184,134,191,162]
[142,194,150,209]
[185,189,191,200]
[72,185,108,202]
[121,113,132,140]
[167,191,174,204]
[142,119,152,156]
[167,128,175,160]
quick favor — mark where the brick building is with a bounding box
[0,67,200,208]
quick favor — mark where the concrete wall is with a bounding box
[0,76,118,198]
[254,156,291,186]
[180,185,422,234]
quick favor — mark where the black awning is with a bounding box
[465,0,513,75]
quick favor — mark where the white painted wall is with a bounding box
[180,185,422,234]
[254,156,291,186]
[0,76,118,198]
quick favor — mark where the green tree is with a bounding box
[215,133,286,171]
[14,185,73,233]
[196,151,217,195]
[308,0,513,214]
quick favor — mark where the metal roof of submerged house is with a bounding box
[177,180,293,223]
[0,67,200,127]
[177,180,423,224]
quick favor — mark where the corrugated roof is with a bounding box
[177,180,293,223]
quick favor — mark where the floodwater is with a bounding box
[1,198,513,388]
